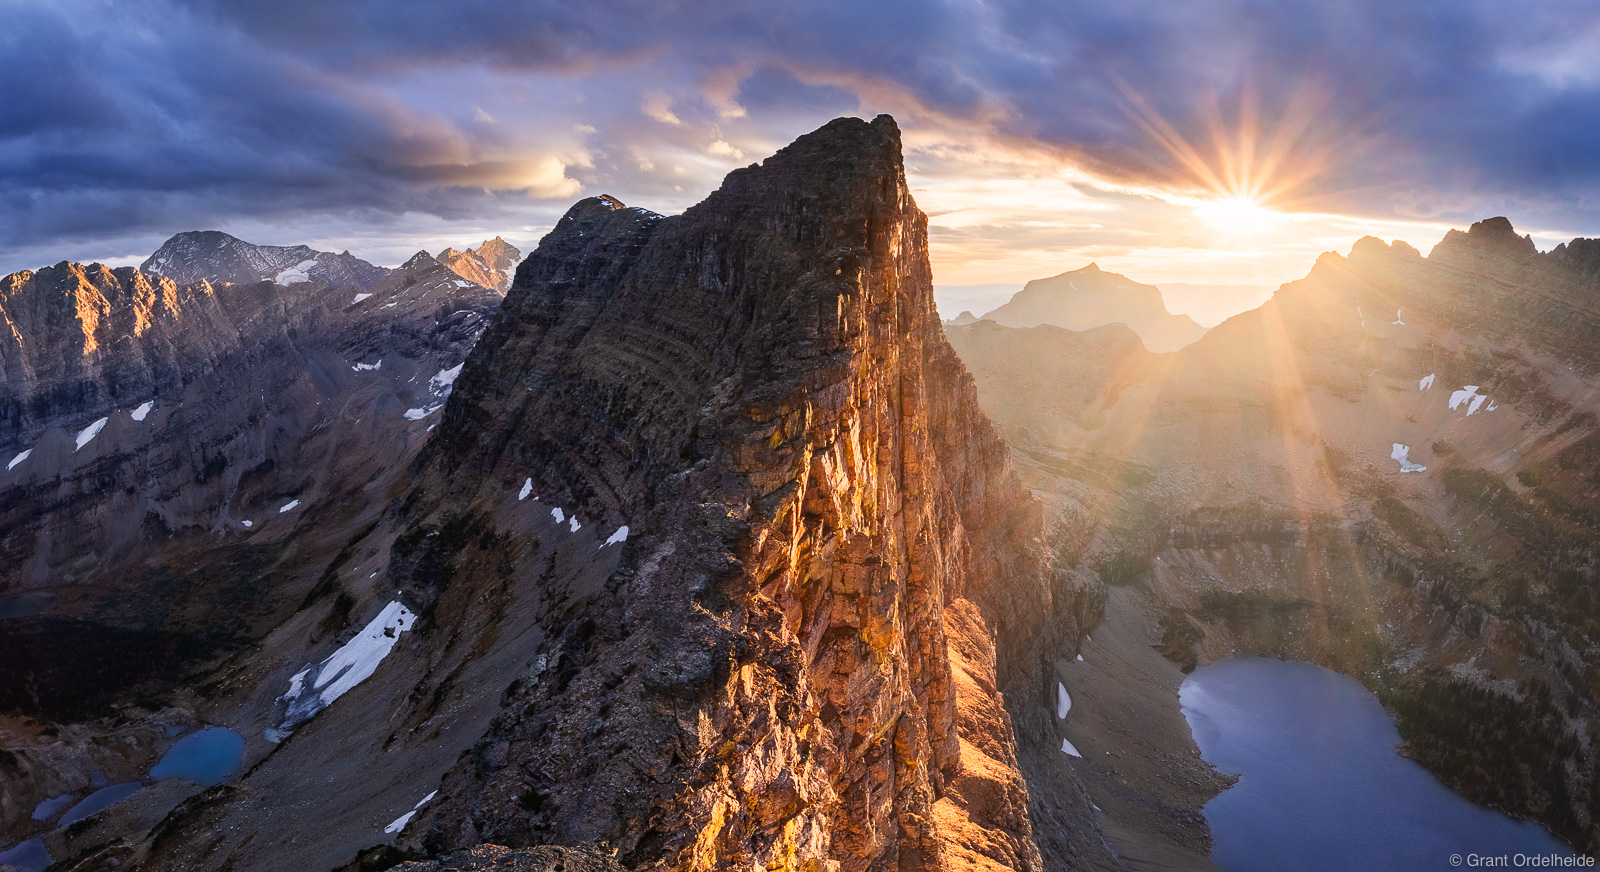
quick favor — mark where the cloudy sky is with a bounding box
[6,0,1600,322]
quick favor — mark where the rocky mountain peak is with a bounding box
[401,249,440,270]
[1432,215,1538,260]
[435,236,523,293]
[115,113,1104,872]
[979,261,1207,351]
[3,115,1103,872]
[141,230,390,290]
[1549,236,1600,280]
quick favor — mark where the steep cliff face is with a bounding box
[979,264,1207,353]
[948,218,1600,851]
[409,114,1090,871]
[109,116,1105,872]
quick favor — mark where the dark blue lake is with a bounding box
[2,724,244,862]
[57,782,143,827]
[150,726,244,786]
[0,838,49,872]
[1181,657,1575,872]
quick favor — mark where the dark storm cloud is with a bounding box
[5,0,1600,272]
[0,0,576,266]
[176,0,1600,205]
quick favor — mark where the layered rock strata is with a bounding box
[117,116,1106,872]
[392,115,1104,871]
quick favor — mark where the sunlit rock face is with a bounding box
[122,115,1107,872]
[948,216,1600,852]
[388,114,1105,871]
[978,263,1209,352]
[437,237,522,293]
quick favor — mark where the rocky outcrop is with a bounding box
[979,264,1207,352]
[141,230,390,290]
[390,844,626,872]
[437,238,522,293]
[1431,216,1539,263]
[948,218,1600,851]
[394,115,1103,871]
[100,116,1107,872]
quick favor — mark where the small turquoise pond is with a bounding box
[1182,657,1574,872]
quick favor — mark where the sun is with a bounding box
[1193,196,1285,237]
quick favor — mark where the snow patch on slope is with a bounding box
[384,789,438,835]
[276,601,416,734]
[404,363,465,420]
[275,259,317,284]
[75,417,108,451]
[429,364,463,392]
[1391,443,1426,473]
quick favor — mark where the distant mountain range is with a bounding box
[141,230,392,290]
[140,230,521,295]
[0,228,501,710]
[958,263,1210,352]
